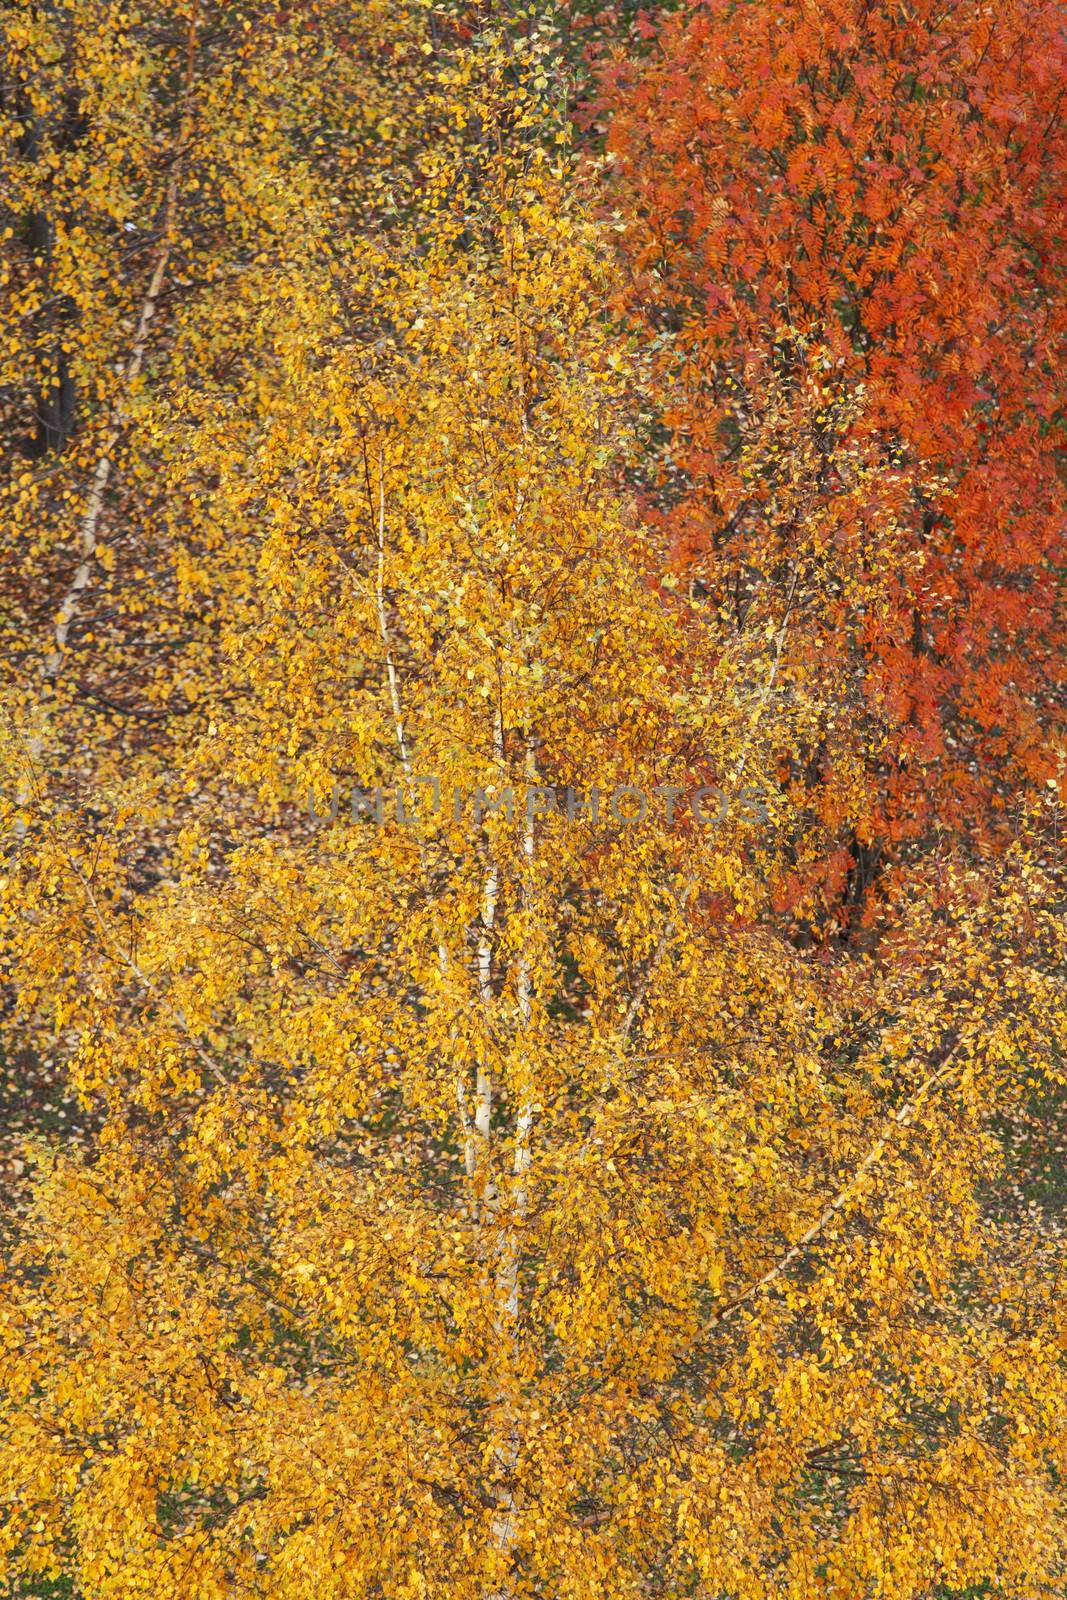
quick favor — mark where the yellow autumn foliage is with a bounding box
[0,7,1063,1600]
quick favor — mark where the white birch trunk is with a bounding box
[15,10,199,842]
[474,707,505,1194]
[487,733,537,1595]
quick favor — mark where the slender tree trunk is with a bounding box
[45,6,199,684]
[14,9,199,844]
[475,707,505,1198]
[487,733,537,1597]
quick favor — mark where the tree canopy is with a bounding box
[0,4,1064,1598]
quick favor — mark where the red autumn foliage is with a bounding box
[591,0,1067,896]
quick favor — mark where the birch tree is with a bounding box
[0,17,1064,1600]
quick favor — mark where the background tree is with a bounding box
[591,0,1067,928]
